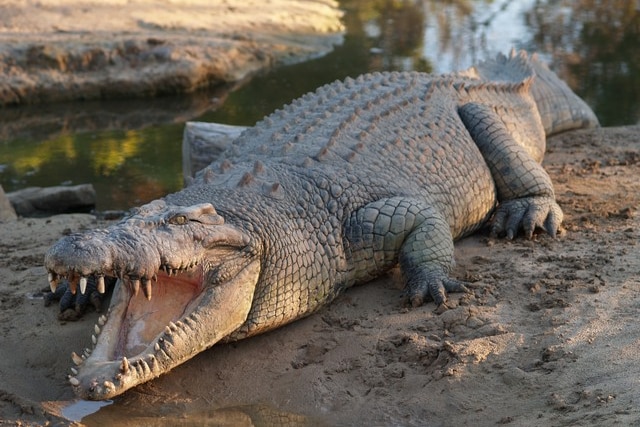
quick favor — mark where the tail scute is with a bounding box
[460,50,599,136]
[525,53,600,135]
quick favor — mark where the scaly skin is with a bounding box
[44,50,599,400]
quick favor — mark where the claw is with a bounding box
[491,197,563,240]
[405,270,469,309]
[410,294,424,308]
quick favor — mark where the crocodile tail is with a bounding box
[460,49,600,136]
[524,51,600,135]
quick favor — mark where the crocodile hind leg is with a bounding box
[458,102,563,239]
[345,197,468,309]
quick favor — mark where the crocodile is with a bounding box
[44,50,599,400]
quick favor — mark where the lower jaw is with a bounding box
[71,259,260,400]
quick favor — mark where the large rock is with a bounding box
[182,122,248,179]
[7,184,96,217]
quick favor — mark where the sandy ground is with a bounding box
[3,2,639,426]
[0,0,343,105]
[0,125,638,426]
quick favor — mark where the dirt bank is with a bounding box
[0,125,638,426]
[0,0,344,106]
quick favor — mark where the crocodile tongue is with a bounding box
[116,270,202,357]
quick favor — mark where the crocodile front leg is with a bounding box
[458,102,563,239]
[345,197,467,308]
[44,276,115,320]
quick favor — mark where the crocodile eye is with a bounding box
[170,214,188,225]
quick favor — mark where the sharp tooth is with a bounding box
[98,315,107,326]
[97,276,106,294]
[148,355,156,370]
[48,273,58,293]
[91,335,97,345]
[83,348,91,357]
[71,352,83,366]
[154,343,160,352]
[120,357,130,374]
[142,278,152,301]
[68,275,79,295]
[69,377,80,386]
[131,279,140,297]
[70,367,78,375]
[94,324,100,335]
[79,277,88,294]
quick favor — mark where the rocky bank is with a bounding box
[0,0,344,106]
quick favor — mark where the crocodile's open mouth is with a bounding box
[49,257,260,400]
[95,267,205,359]
[52,264,206,393]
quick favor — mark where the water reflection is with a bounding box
[525,0,640,125]
[0,88,234,210]
[0,0,638,211]
[61,399,113,422]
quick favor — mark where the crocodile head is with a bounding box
[44,200,261,400]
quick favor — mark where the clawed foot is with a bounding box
[491,196,563,239]
[404,269,470,310]
[44,276,114,320]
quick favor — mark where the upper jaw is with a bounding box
[44,201,251,297]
